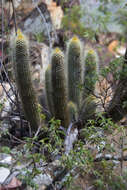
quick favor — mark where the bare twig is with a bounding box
[11,0,17,35]
[120,136,124,175]
[8,132,26,144]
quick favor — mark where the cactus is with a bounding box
[83,49,99,99]
[79,95,97,123]
[67,101,78,122]
[51,48,69,127]
[45,64,54,116]
[67,36,82,110]
[13,29,41,130]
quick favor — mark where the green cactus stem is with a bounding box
[79,95,97,124]
[67,101,78,122]
[83,49,99,99]
[67,36,82,110]
[51,48,69,128]
[45,64,54,116]
[14,29,41,130]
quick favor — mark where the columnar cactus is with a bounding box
[67,36,82,110]
[67,101,78,122]
[45,64,54,116]
[83,49,99,99]
[14,29,41,130]
[79,95,97,123]
[51,48,69,127]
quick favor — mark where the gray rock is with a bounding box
[0,83,15,118]
[105,154,112,159]
[0,154,12,165]
[33,173,52,186]
[95,153,103,159]
[0,167,10,184]
[18,2,52,37]
[64,123,78,155]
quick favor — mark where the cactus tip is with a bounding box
[17,29,25,40]
[68,101,75,107]
[71,35,79,42]
[54,47,61,54]
[88,49,94,55]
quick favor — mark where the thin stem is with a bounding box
[11,0,17,35]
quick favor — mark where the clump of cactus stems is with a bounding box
[45,38,99,126]
[13,29,41,131]
[67,36,82,110]
[13,30,99,129]
[51,48,69,128]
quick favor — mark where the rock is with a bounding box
[29,42,50,86]
[0,83,15,118]
[95,153,103,160]
[108,40,118,55]
[3,177,22,189]
[108,40,126,57]
[17,1,52,36]
[0,154,12,165]
[0,167,10,184]
[0,85,4,97]
[64,123,78,155]
[113,160,120,165]
[105,154,112,159]
[12,0,63,42]
[116,45,126,57]
[0,121,11,136]
[33,173,52,186]
[48,1,63,29]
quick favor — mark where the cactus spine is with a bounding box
[83,49,99,98]
[51,48,69,127]
[45,64,54,116]
[14,29,41,130]
[67,36,82,110]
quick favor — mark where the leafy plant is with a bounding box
[62,6,85,36]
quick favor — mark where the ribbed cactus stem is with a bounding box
[67,36,82,110]
[45,64,54,116]
[14,29,41,130]
[51,48,69,128]
[83,49,99,98]
[79,95,97,124]
[67,101,78,122]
